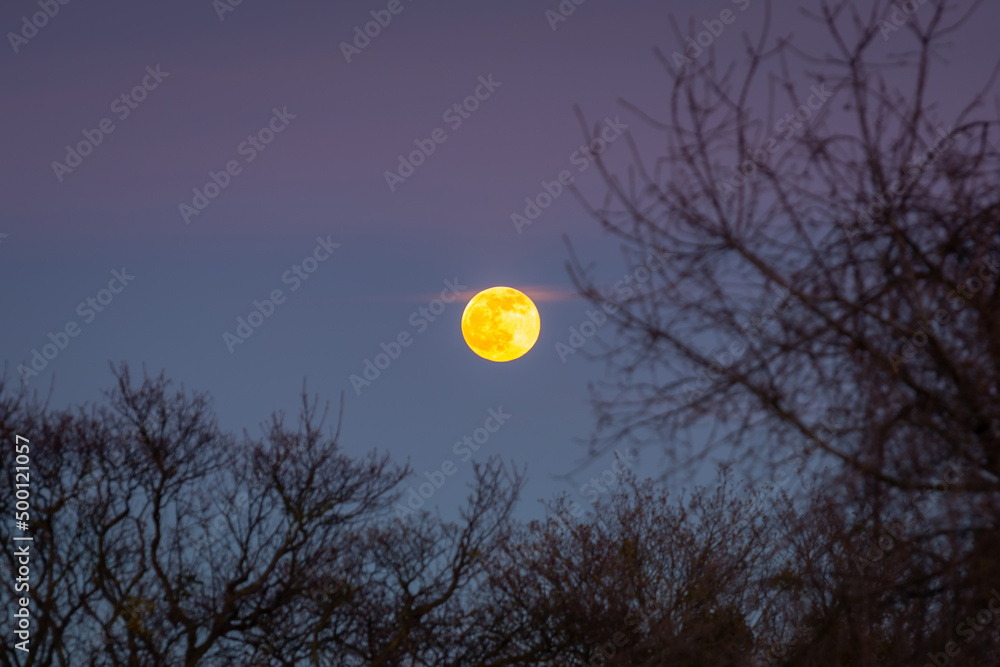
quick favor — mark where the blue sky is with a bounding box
[2,0,996,522]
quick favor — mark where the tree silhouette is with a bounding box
[564,0,1000,663]
[0,365,523,666]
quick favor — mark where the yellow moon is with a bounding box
[461,287,540,362]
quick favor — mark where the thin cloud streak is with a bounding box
[327,285,581,304]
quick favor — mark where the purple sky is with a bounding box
[2,0,997,520]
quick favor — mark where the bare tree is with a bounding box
[564,0,1000,663]
[0,365,523,666]
[466,469,782,665]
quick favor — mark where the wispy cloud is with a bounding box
[329,285,580,304]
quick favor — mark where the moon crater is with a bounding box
[461,287,540,362]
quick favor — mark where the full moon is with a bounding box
[461,287,540,362]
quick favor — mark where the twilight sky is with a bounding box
[2,0,997,521]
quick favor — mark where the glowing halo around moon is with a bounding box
[461,287,540,362]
